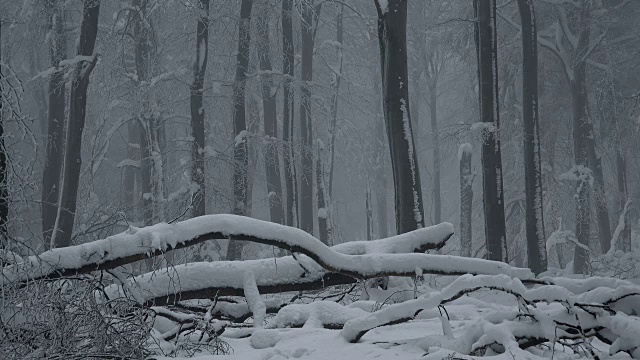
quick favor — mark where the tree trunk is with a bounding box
[122,121,141,220]
[373,67,389,238]
[588,135,612,254]
[281,0,298,228]
[459,144,473,257]
[227,0,253,260]
[617,147,631,252]
[42,0,67,249]
[140,119,153,227]
[428,86,441,225]
[299,0,315,235]
[0,83,7,245]
[476,0,507,262]
[517,0,546,274]
[327,4,344,227]
[316,144,330,244]
[257,5,284,225]
[375,0,425,235]
[53,0,101,248]
[571,2,593,274]
[366,181,373,241]
[190,0,210,218]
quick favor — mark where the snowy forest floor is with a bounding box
[155,289,629,360]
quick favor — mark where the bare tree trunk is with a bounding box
[42,1,67,249]
[227,0,253,260]
[140,119,153,227]
[373,69,389,238]
[299,0,315,235]
[588,135,612,254]
[476,0,507,262]
[517,0,546,274]
[428,86,441,225]
[572,2,593,274]
[366,181,373,241]
[190,0,210,218]
[54,0,101,248]
[326,5,344,237]
[316,144,330,244]
[459,144,473,257]
[0,85,6,245]
[257,5,284,225]
[375,0,425,234]
[617,147,631,252]
[122,122,141,220]
[281,0,298,227]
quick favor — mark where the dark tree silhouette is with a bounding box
[374,0,425,234]
[517,0,546,274]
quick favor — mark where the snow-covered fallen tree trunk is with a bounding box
[104,249,537,307]
[2,215,454,285]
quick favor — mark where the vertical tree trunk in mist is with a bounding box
[42,1,66,249]
[327,4,344,211]
[366,181,373,241]
[571,2,592,274]
[588,136,612,253]
[122,122,141,219]
[282,0,298,227]
[459,144,473,257]
[257,6,284,225]
[227,0,253,260]
[0,89,6,245]
[517,0,546,274]
[54,0,101,248]
[316,144,330,244]
[299,0,315,235]
[375,0,425,235]
[428,85,441,225]
[373,68,389,238]
[140,119,154,226]
[617,148,631,252]
[476,0,507,262]
[190,0,210,218]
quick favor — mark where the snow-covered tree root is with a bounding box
[341,274,640,357]
[2,214,454,285]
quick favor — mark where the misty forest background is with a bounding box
[2,0,640,276]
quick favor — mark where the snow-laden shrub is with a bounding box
[0,279,151,359]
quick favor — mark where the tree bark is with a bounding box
[459,144,473,257]
[588,135,612,254]
[366,181,373,241]
[571,2,593,274]
[122,121,141,220]
[42,0,67,250]
[327,5,344,205]
[54,0,101,248]
[616,146,631,252]
[428,86,441,225]
[476,0,507,262]
[517,0,547,275]
[227,0,253,260]
[375,0,425,234]
[316,144,330,244]
[190,0,210,218]
[0,81,7,245]
[373,68,389,238]
[257,5,284,225]
[299,0,315,235]
[281,0,298,228]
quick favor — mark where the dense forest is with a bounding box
[1,0,640,359]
